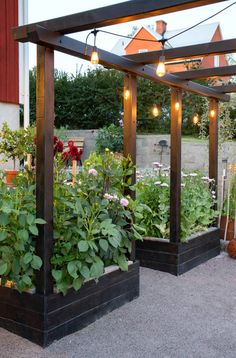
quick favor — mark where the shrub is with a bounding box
[96,124,123,153]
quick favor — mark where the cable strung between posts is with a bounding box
[93,1,236,44]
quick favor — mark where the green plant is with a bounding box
[52,150,144,295]
[136,167,217,242]
[0,122,36,169]
[222,171,236,220]
[96,124,123,153]
[0,171,44,291]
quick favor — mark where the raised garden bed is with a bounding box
[136,228,220,275]
[0,262,139,347]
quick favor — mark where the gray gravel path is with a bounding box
[0,252,235,358]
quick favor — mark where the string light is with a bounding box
[90,29,99,65]
[152,104,160,117]
[210,109,215,118]
[124,88,130,100]
[175,102,180,111]
[193,114,199,125]
[156,55,166,77]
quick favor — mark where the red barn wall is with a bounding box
[0,0,19,104]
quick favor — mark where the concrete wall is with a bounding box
[63,130,236,177]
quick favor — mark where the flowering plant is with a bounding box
[136,163,217,241]
[62,140,83,165]
[52,150,144,294]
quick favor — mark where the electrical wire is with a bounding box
[93,1,236,44]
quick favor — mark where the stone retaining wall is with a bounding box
[64,130,236,177]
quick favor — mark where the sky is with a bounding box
[28,0,236,74]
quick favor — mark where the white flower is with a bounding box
[152,162,163,168]
[154,181,161,186]
[212,195,216,199]
[88,168,98,176]
[189,173,198,177]
[201,176,209,181]
[181,173,188,177]
[160,182,169,187]
[211,191,216,194]
[120,198,129,207]
[181,183,186,187]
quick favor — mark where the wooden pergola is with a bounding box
[2,0,235,346]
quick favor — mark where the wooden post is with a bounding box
[170,87,182,243]
[35,46,54,295]
[209,98,219,194]
[123,74,137,260]
[123,74,137,197]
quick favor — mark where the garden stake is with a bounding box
[72,160,77,185]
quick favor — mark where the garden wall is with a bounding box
[64,130,236,176]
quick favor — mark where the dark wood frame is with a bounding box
[2,0,235,346]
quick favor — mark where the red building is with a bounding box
[0,0,19,105]
[112,20,229,75]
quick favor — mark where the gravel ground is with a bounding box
[0,252,235,358]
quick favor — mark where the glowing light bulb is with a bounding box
[156,55,166,77]
[175,102,180,111]
[91,48,99,65]
[210,109,215,118]
[193,114,199,125]
[124,89,130,100]
[152,105,159,117]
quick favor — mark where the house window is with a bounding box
[139,49,148,53]
[214,55,219,67]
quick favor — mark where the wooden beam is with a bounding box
[125,38,236,64]
[36,45,54,295]
[170,88,182,243]
[174,65,236,80]
[123,74,137,261]
[24,26,229,101]
[210,84,236,93]
[209,98,219,199]
[12,0,228,42]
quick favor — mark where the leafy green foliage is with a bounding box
[96,124,123,153]
[29,67,222,135]
[0,122,36,168]
[0,172,44,291]
[136,167,217,241]
[52,150,144,295]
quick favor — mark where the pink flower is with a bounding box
[88,168,98,176]
[120,198,129,207]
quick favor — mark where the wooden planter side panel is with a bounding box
[136,228,220,275]
[0,262,139,347]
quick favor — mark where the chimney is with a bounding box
[155,20,167,36]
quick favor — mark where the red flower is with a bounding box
[80,149,83,155]
[76,153,81,161]
[55,140,64,153]
[68,140,74,148]
[62,151,69,162]
[69,145,78,158]
[54,135,58,144]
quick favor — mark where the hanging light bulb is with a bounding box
[90,29,99,65]
[175,102,180,111]
[91,47,99,65]
[156,55,166,77]
[152,104,160,117]
[124,88,130,100]
[210,109,215,118]
[193,114,199,125]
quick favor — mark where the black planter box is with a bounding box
[0,261,139,347]
[136,227,220,275]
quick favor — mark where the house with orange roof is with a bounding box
[112,20,229,75]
